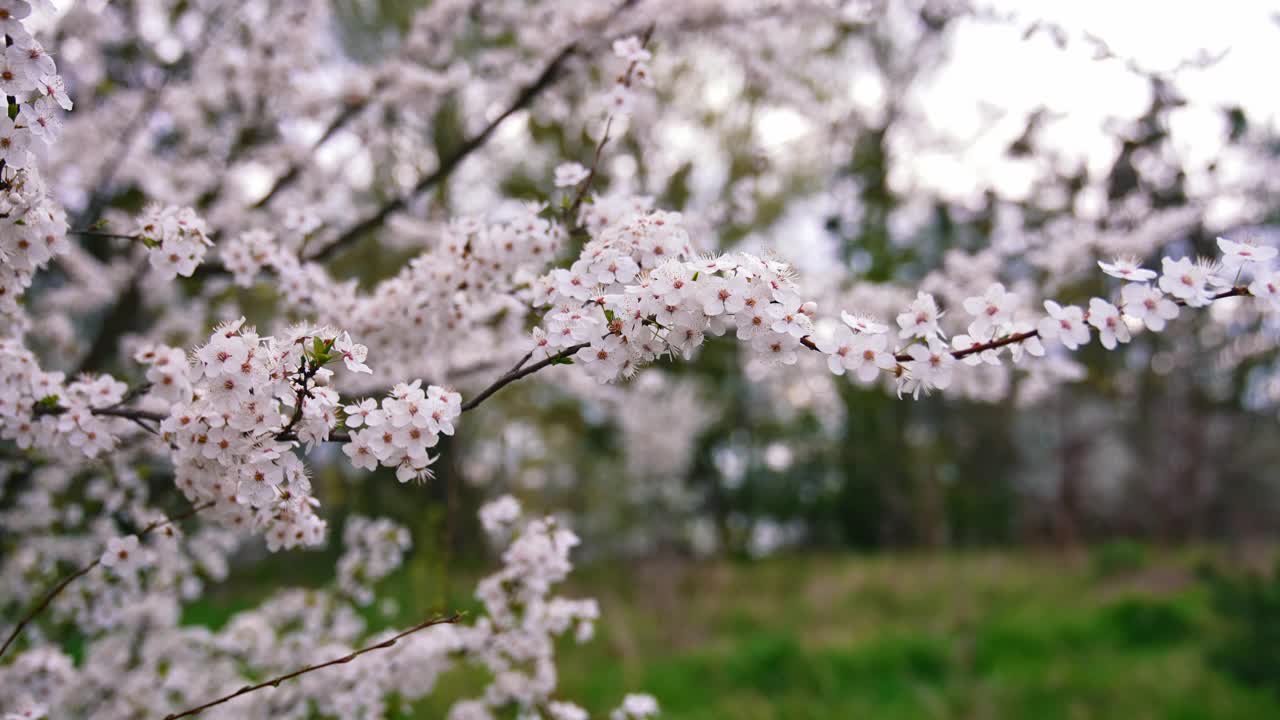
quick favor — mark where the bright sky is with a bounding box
[906,0,1279,202]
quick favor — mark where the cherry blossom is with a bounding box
[1158,256,1215,307]
[896,291,944,339]
[1217,236,1277,269]
[1087,298,1131,350]
[962,282,1017,337]
[1099,257,1157,282]
[554,162,591,187]
[1037,301,1091,350]
[1120,283,1179,332]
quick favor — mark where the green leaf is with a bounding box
[549,357,575,366]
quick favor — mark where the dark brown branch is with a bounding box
[304,41,585,263]
[69,229,141,241]
[0,501,215,660]
[460,343,588,413]
[277,357,323,440]
[563,116,613,231]
[277,345,582,442]
[252,96,372,210]
[161,613,462,720]
[75,267,145,375]
[34,402,167,425]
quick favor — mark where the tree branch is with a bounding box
[460,343,587,413]
[251,95,372,210]
[305,42,582,262]
[0,501,215,660]
[161,613,462,720]
[796,286,1252,362]
[69,229,141,241]
[74,267,145,375]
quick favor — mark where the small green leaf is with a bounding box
[36,394,60,409]
[549,357,575,366]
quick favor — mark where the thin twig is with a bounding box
[460,344,587,413]
[161,613,462,720]
[0,501,215,660]
[251,95,372,210]
[563,116,613,229]
[277,357,322,440]
[564,24,653,239]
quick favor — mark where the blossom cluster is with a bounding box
[602,34,654,119]
[156,319,373,550]
[341,381,462,483]
[336,516,412,606]
[530,209,829,382]
[217,206,564,393]
[0,1,71,171]
[134,204,215,278]
[527,201,1274,406]
[0,168,69,334]
[0,339,127,457]
[0,454,240,647]
[832,236,1268,398]
[447,496,658,720]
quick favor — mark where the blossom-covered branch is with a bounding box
[306,10,629,264]
[161,613,463,720]
[0,500,214,660]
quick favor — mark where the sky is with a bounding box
[907,0,1278,205]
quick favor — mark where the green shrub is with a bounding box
[1101,597,1194,648]
[1204,560,1280,695]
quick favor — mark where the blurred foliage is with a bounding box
[1204,559,1280,698]
[186,547,1280,719]
[1092,540,1151,578]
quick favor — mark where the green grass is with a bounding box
[188,548,1280,719]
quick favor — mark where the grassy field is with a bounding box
[189,546,1280,719]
